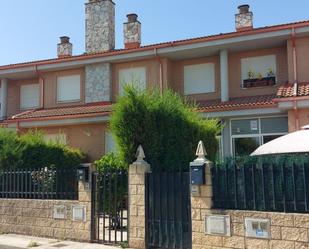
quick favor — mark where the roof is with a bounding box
[197,94,277,113]
[8,102,112,122]
[1,20,309,71]
[276,82,309,98]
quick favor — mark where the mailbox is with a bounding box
[77,165,89,182]
[190,161,206,185]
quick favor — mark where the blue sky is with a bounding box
[0,0,308,65]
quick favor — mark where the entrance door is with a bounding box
[145,171,192,249]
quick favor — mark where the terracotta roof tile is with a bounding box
[0,20,309,70]
[197,95,277,113]
[9,103,112,121]
[276,83,309,98]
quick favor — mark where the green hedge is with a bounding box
[110,86,220,172]
[0,129,85,170]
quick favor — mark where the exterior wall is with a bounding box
[229,46,288,98]
[7,68,85,118]
[112,59,160,100]
[171,56,221,101]
[85,63,111,103]
[191,161,309,249]
[28,123,107,162]
[288,108,309,132]
[287,37,309,83]
[43,68,85,109]
[0,181,92,242]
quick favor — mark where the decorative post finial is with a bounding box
[135,145,146,163]
[195,141,207,162]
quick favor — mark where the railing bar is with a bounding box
[243,164,247,210]
[292,163,297,211]
[252,164,256,210]
[271,163,276,211]
[303,163,308,211]
[261,162,266,210]
[233,162,238,209]
[114,170,118,243]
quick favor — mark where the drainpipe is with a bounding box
[35,65,45,109]
[291,28,300,130]
[154,48,163,95]
[0,78,8,120]
[291,28,298,95]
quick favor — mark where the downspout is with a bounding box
[35,65,45,109]
[154,48,163,95]
[291,28,300,130]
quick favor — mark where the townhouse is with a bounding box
[0,1,308,161]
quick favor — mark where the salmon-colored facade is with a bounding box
[1,2,309,160]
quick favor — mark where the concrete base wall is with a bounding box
[0,182,92,242]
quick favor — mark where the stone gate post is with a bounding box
[190,141,214,249]
[128,145,151,249]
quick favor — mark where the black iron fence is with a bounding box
[212,158,309,213]
[0,168,78,200]
[145,171,192,249]
[91,169,128,244]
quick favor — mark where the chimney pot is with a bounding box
[124,13,141,49]
[238,4,250,14]
[60,36,70,44]
[235,4,253,31]
[127,13,138,22]
[57,36,73,58]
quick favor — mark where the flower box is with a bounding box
[243,76,276,88]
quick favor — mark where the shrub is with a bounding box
[95,152,127,174]
[0,129,85,170]
[110,86,220,172]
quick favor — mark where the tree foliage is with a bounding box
[0,129,85,170]
[110,86,220,172]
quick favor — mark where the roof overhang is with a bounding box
[1,24,309,79]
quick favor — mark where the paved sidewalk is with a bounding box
[0,234,120,249]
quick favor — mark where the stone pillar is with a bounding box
[190,142,214,249]
[57,36,73,58]
[124,13,141,49]
[128,145,151,249]
[85,0,115,53]
[220,50,229,102]
[235,4,253,31]
[85,63,111,103]
[0,78,8,120]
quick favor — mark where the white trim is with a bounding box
[17,115,109,128]
[2,27,309,76]
[200,107,284,118]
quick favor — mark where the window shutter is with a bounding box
[20,84,40,109]
[119,67,146,96]
[57,75,81,102]
[105,132,116,153]
[184,63,215,95]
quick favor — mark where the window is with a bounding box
[184,63,215,95]
[119,67,146,96]
[231,117,288,156]
[43,133,67,145]
[20,84,40,109]
[57,75,81,102]
[105,132,116,153]
[241,55,277,87]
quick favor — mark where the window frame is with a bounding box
[56,74,81,103]
[20,83,40,110]
[230,115,288,156]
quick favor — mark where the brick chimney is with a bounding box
[124,13,141,49]
[85,0,115,53]
[235,4,253,31]
[57,36,73,58]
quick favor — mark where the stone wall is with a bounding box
[85,0,115,53]
[0,181,92,242]
[128,149,150,249]
[85,63,111,103]
[191,161,309,249]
